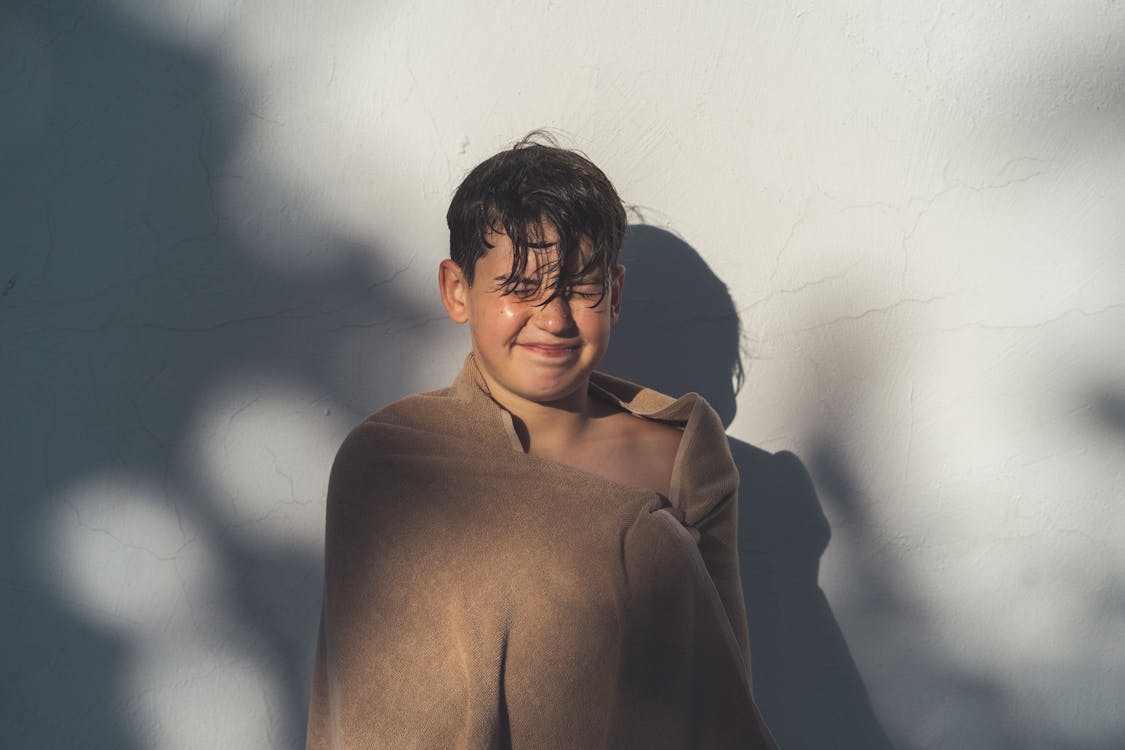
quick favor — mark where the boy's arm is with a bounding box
[307,421,475,749]
[308,422,506,750]
[676,397,754,681]
[692,480,753,681]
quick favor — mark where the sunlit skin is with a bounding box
[439,225,682,495]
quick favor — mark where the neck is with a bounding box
[477,371,605,454]
[510,388,592,454]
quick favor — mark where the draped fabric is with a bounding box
[307,354,778,749]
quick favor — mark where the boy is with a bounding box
[306,135,777,749]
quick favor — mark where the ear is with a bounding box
[609,263,625,324]
[438,259,471,324]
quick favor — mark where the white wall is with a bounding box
[3,1,1123,748]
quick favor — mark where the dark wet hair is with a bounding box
[446,131,627,306]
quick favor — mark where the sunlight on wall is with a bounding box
[126,641,278,750]
[38,477,278,749]
[188,377,353,547]
[38,373,349,748]
[41,476,214,632]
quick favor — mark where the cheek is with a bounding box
[575,307,612,335]
[477,297,529,339]
[497,299,520,320]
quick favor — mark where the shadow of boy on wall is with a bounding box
[600,225,895,750]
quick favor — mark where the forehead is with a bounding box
[478,225,595,277]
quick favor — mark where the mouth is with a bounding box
[517,343,580,357]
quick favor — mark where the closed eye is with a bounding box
[569,276,606,298]
[492,276,542,296]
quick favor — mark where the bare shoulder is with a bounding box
[589,410,683,496]
[624,412,683,455]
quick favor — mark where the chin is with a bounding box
[515,371,588,403]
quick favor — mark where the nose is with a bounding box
[532,292,575,333]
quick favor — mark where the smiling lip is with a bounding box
[518,343,579,357]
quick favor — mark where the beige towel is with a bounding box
[307,353,778,749]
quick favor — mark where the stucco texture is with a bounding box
[2,1,1122,748]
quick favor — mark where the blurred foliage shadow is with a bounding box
[1,2,429,747]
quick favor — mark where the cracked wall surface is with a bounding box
[2,1,1123,749]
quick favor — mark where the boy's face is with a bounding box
[439,224,624,409]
